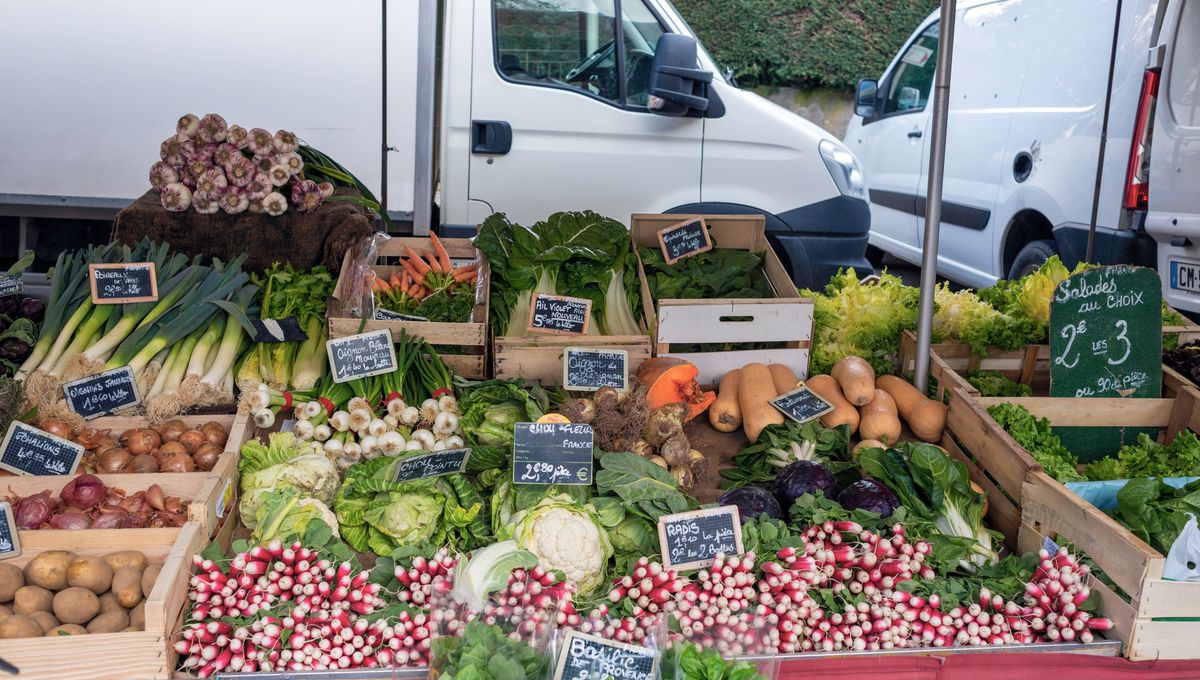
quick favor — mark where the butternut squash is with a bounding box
[831,356,876,406]
[738,363,784,442]
[636,357,716,422]
[858,389,902,444]
[876,375,948,443]
[709,369,743,433]
[768,364,800,395]
[852,439,886,456]
[805,374,859,434]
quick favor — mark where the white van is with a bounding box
[844,0,1168,291]
[0,0,870,289]
[1146,0,1200,315]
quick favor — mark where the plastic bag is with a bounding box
[1165,512,1200,582]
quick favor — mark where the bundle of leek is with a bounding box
[238,263,333,392]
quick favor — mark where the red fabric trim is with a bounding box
[318,396,335,416]
[282,391,293,409]
[432,387,453,399]
[383,391,403,405]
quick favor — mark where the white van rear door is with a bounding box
[467,0,702,226]
[1148,0,1200,312]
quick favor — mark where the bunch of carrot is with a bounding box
[367,233,479,303]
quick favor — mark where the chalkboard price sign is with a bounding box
[326,329,398,383]
[62,365,141,420]
[251,317,307,343]
[0,421,84,477]
[89,262,158,304]
[375,308,429,322]
[658,506,743,570]
[770,385,833,424]
[528,294,591,335]
[394,448,471,483]
[563,348,628,392]
[657,217,713,265]
[0,275,22,298]
[0,503,20,560]
[1050,266,1162,458]
[554,631,659,680]
[512,422,593,485]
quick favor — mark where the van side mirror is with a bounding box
[855,79,878,119]
[648,34,722,118]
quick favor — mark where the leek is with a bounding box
[47,304,115,377]
[289,317,326,391]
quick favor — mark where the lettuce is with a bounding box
[987,402,1083,483]
[803,268,919,375]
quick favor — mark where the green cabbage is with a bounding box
[251,488,339,544]
[239,452,339,529]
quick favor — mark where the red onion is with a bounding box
[48,512,91,530]
[14,490,54,529]
[89,511,127,529]
[60,474,106,510]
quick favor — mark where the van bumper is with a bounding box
[1052,222,1157,269]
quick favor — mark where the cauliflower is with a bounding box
[510,495,612,595]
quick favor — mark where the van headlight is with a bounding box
[819,139,867,200]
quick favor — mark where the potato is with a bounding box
[111,567,143,609]
[13,585,53,615]
[86,610,128,634]
[141,563,162,598]
[102,551,147,575]
[24,551,74,591]
[0,563,24,602]
[30,610,59,633]
[67,555,114,595]
[129,601,145,630]
[120,626,138,632]
[46,623,87,636]
[98,592,126,615]
[0,605,11,622]
[0,614,43,639]
[52,587,100,625]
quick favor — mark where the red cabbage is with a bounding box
[60,474,106,510]
[773,460,839,510]
[717,486,784,522]
[837,479,901,517]
[14,490,54,529]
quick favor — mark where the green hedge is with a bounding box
[673,0,938,89]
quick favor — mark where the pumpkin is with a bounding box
[636,357,715,422]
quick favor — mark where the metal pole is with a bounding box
[913,0,958,392]
[1086,0,1124,263]
[412,0,438,236]
[380,0,388,215]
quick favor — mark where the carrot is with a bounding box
[370,276,384,293]
[404,246,432,275]
[400,257,426,285]
[429,233,453,274]
[452,262,479,275]
[453,270,476,283]
[408,283,423,297]
[389,270,403,289]
[424,252,442,274]
[401,271,411,290]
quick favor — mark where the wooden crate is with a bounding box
[493,333,653,384]
[949,386,1200,659]
[329,236,490,379]
[0,522,204,680]
[631,214,813,385]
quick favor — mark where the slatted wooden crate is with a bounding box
[329,236,489,379]
[631,214,813,385]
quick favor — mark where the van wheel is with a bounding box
[866,245,886,269]
[1008,239,1058,279]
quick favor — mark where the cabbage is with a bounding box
[450,540,539,610]
[251,489,339,544]
[717,486,784,522]
[836,479,900,517]
[772,460,838,510]
[364,491,444,545]
[239,452,339,529]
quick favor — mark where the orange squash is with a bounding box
[636,357,716,422]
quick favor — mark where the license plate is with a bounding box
[1170,260,1200,293]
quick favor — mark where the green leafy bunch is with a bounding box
[932,283,1038,354]
[1087,430,1200,481]
[987,402,1083,482]
[802,268,918,375]
[663,644,765,680]
[721,420,853,487]
[638,246,771,300]
[967,371,1032,397]
[431,620,548,680]
[1114,477,1200,555]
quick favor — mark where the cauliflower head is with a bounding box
[511,495,612,595]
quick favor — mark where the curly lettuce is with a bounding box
[1086,430,1200,480]
[803,268,919,375]
[987,402,1083,482]
[933,284,1037,354]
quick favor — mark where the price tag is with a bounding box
[89,262,158,304]
[657,217,713,265]
[528,293,591,335]
[0,421,84,476]
[554,630,659,680]
[563,348,627,392]
[62,366,141,420]
[1050,266,1162,458]
[0,503,20,560]
[375,308,430,321]
[394,448,471,483]
[251,317,307,343]
[326,329,398,383]
[512,422,593,485]
[658,506,743,570]
[0,275,22,297]
[770,385,833,424]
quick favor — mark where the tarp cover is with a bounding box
[772,653,1200,680]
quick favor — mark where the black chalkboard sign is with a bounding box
[554,631,659,680]
[326,329,398,383]
[0,502,19,560]
[375,308,429,321]
[657,217,713,265]
[770,385,833,424]
[512,422,593,485]
[0,275,22,298]
[658,506,743,570]
[394,448,471,483]
[89,262,158,304]
[0,421,84,476]
[251,317,307,343]
[563,348,628,392]
[1050,266,1162,459]
[62,366,141,420]
[528,293,591,335]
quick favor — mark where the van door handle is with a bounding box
[907,130,923,139]
[472,120,512,155]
